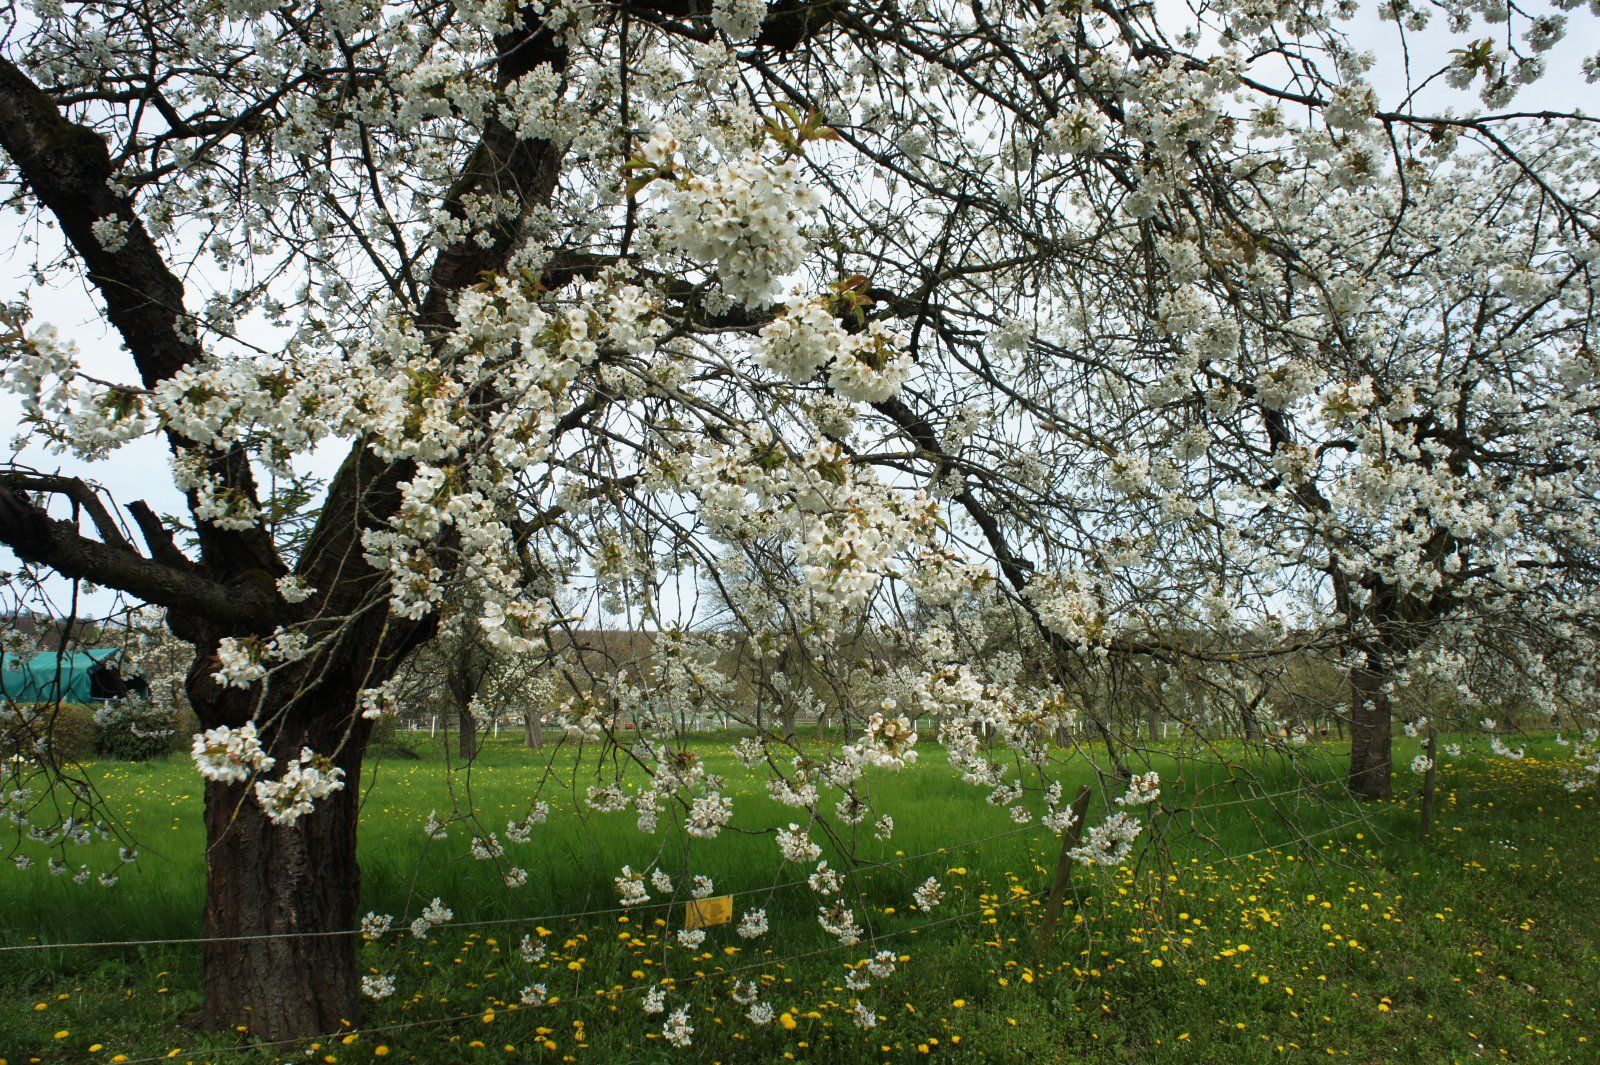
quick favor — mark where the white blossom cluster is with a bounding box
[753,295,914,402]
[737,907,769,938]
[776,822,822,864]
[190,723,273,784]
[408,897,453,940]
[657,152,819,310]
[1069,811,1145,867]
[251,749,345,827]
[842,707,919,770]
[1116,771,1161,807]
[615,865,651,907]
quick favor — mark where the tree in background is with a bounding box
[1128,143,1600,796]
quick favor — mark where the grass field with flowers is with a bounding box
[1,735,1596,1063]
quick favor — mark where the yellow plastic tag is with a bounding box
[684,895,734,930]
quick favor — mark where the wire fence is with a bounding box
[0,776,1369,955]
[100,800,1402,1065]
[109,885,1053,1065]
[5,761,1531,1063]
[0,820,1049,955]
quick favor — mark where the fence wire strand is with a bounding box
[5,763,1480,1064]
[0,773,1412,955]
[100,807,1392,1065]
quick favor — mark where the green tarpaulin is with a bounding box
[0,649,125,704]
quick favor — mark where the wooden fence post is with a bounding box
[1034,784,1094,961]
[1419,730,1438,845]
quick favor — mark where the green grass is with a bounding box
[0,735,1596,1063]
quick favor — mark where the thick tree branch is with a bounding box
[2,472,133,553]
[0,57,195,386]
[0,56,280,578]
[127,499,194,571]
[0,480,282,627]
[305,7,577,593]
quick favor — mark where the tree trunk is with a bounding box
[523,708,542,749]
[1347,653,1393,799]
[182,615,427,1042]
[1092,715,1130,782]
[201,770,363,1038]
[458,701,478,760]
[198,701,370,1040]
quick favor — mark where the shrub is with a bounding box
[369,713,420,760]
[94,698,179,761]
[0,701,99,763]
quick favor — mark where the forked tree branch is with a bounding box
[0,475,283,626]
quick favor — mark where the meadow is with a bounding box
[0,735,1596,1063]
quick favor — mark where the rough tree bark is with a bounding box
[1347,650,1394,800]
[778,700,800,741]
[457,701,479,761]
[1239,696,1260,742]
[200,739,366,1036]
[445,634,489,762]
[187,636,412,1038]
